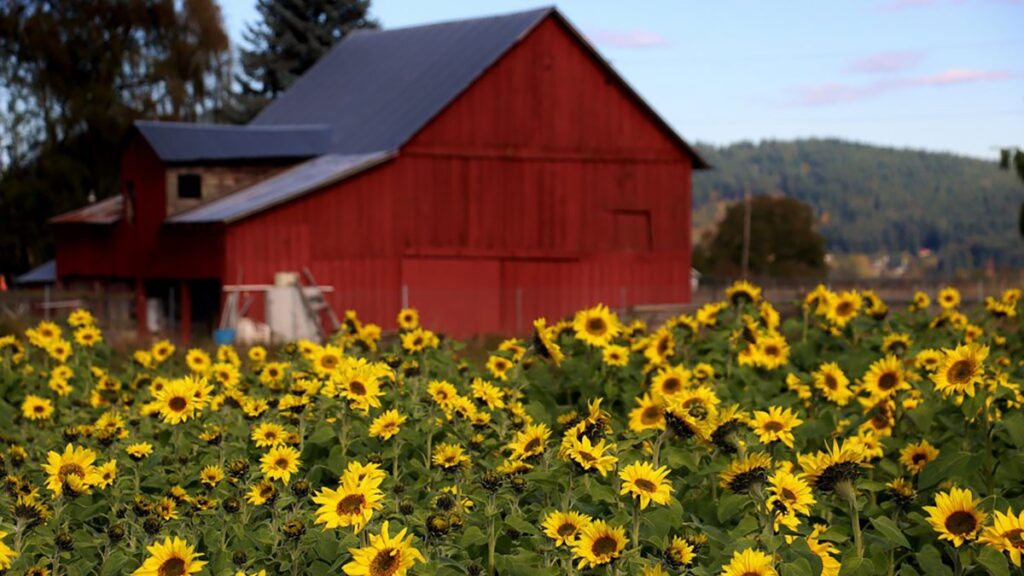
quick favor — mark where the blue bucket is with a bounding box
[213,328,236,346]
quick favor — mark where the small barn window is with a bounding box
[177,173,202,199]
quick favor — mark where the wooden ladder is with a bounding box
[296,268,340,342]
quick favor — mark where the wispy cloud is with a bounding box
[847,51,925,74]
[913,68,1013,85]
[588,29,670,49]
[792,68,1017,105]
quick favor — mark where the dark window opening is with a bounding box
[178,173,202,199]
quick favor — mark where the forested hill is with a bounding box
[692,139,1024,270]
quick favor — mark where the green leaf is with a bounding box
[915,545,953,576]
[870,516,910,549]
[1000,412,1024,448]
[976,546,1010,576]
[458,526,487,548]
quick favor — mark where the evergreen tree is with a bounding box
[233,0,378,121]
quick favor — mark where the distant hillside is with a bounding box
[692,139,1024,271]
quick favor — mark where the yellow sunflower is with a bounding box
[396,308,420,331]
[650,365,692,401]
[342,521,425,576]
[628,393,666,433]
[899,439,940,474]
[532,318,565,366]
[259,446,301,484]
[565,435,618,476]
[131,536,206,576]
[938,286,961,309]
[571,520,627,569]
[22,395,54,421]
[798,439,867,493]
[251,422,288,448]
[0,531,16,570]
[432,443,469,471]
[932,343,988,397]
[312,477,385,532]
[720,548,777,576]
[862,355,909,399]
[824,291,861,328]
[73,325,102,347]
[666,535,696,567]
[602,345,630,367]
[199,465,225,488]
[807,526,841,576]
[125,442,154,461]
[924,486,986,547]
[43,443,98,497]
[619,461,672,509]
[505,424,550,461]
[812,362,854,406]
[311,345,345,376]
[720,452,773,493]
[726,280,762,306]
[153,377,202,425]
[749,406,802,448]
[572,304,621,348]
[767,469,816,518]
[470,379,505,410]
[979,508,1024,567]
[542,510,592,547]
[881,333,912,356]
[369,409,406,441]
[245,481,277,506]
[486,355,514,381]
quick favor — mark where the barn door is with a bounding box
[401,258,501,337]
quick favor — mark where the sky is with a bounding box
[217,0,1024,159]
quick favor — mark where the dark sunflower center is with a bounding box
[824,375,838,390]
[1006,529,1024,547]
[945,511,977,535]
[836,301,854,316]
[634,478,657,493]
[524,438,541,453]
[34,405,45,413]
[321,356,338,369]
[576,451,597,463]
[591,535,618,556]
[586,318,607,336]
[369,548,400,576]
[158,557,186,576]
[911,453,927,465]
[662,378,681,394]
[947,360,974,385]
[762,421,785,432]
[336,494,366,515]
[557,523,577,537]
[59,463,84,478]
[349,381,367,396]
[168,396,188,412]
[274,458,290,469]
[412,337,424,346]
[878,372,899,390]
[764,345,780,357]
[781,488,797,501]
[641,406,662,425]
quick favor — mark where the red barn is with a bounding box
[51,7,707,340]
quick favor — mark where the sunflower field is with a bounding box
[1,282,1024,576]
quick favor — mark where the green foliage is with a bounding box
[693,195,827,278]
[694,139,1024,270]
[0,0,232,274]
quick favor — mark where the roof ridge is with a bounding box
[134,120,331,132]
[353,6,554,36]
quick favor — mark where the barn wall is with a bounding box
[218,13,697,336]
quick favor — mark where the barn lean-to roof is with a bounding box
[134,121,331,163]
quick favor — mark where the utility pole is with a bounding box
[741,190,752,279]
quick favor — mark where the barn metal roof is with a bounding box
[168,152,394,224]
[135,121,331,163]
[49,195,123,225]
[249,7,554,154]
[16,260,57,285]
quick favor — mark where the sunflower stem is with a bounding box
[487,492,497,576]
[631,499,641,552]
[839,481,864,558]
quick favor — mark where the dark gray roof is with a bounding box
[16,260,56,285]
[250,7,553,154]
[135,121,331,163]
[168,152,394,224]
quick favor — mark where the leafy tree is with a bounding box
[232,0,378,121]
[0,0,231,274]
[694,140,1024,271]
[693,195,826,279]
[998,147,1024,238]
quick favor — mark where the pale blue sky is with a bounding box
[218,0,1024,159]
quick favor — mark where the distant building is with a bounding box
[51,7,706,340]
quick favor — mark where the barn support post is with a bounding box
[180,281,191,346]
[134,277,148,340]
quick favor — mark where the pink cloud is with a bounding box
[847,51,924,74]
[588,29,670,49]
[913,68,1014,85]
[791,68,1015,106]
